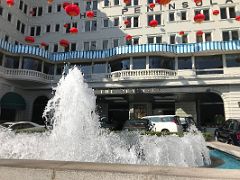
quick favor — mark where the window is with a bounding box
[125,16,139,28]
[169,12,175,22]
[103,40,108,49]
[220,7,235,19]
[91,20,97,31]
[132,57,146,69]
[148,36,162,44]
[53,44,58,52]
[38,7,43,16]
[48,6,52,13]
[133,17,139,27]
[30,27,35,36]
[103,19,109,27]
[36,26,41,36]
[19,1,23,10]
[205,32,212,42]
[23,4,27,14]
[57,4,61,12]
[114,0,120,5]
[109,58,130,72]
[85,21,90,31]
[178,57,192,69]
[104,0,109,7]
[156,36,162,43]
[4,35,9,42]
[202,9,209,21]
[133,37,139,45]
[222,30,239,41]
[113,17,119,26]
[16,20,21,31]
[21,24,25,34]
[182,34,188,43]
[180,11,187,20]
[170,35,176,44]
[84,42,90,50]
[46,25,51,32]
[149,56,175,70]
[113,39,119,47]
[55,24,60,32]
[226,54,240,67]
[0,7,3,16]
[133,0,139,6]
[7,13,12,22]
[148,37,154,44]
[91,41,96,50]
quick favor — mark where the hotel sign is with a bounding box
[95,88,162,95]
[122,0,234,14]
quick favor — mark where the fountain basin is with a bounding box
[0,159,240,180]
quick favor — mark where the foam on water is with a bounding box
[0,67,210,167]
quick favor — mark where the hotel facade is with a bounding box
[0,0,240,127]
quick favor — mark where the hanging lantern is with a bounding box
[65,4,80,17]
[63,23,69,28]
[194,13,205,23]
[123,0,130,5]
[179,31,185,36]
[40,42,48,47]
[194,0,202,5]
[25,36,35,43]
[70,27,78,34]
[196,30,203,36]
[156,0,171,6]
[47,0,54,4]
[235,16,240,21]
[125,34,132,41]
[6,0,14,7]
[63,2,70,9]
[149,3,155,9]
[212,10,219,15]
[124,19,130,26]
[59,39,69,47]
[86,10,94,19]
[149,19,158,27]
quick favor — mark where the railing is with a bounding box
[0,66,54,82]
[1,39,240,61]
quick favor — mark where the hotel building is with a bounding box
[0,0,240,128]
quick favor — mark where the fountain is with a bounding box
[0,67,210,167]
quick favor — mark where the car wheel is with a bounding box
[161,129,170,135]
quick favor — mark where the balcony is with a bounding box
[0,66,54,83]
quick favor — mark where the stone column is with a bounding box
[146,56,149,70]
[41,61,44,73]
[2,54,6,66]
[53,64,57,76]
[18,56,23,69]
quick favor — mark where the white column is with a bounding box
[222,54,226,74]
[191,56,196,76]
[146,56,149,69]
[175,56,178,70]
[130,57,133,70]
[18,56,23,69]
[2,54,6,66]
[41,61,44,73]
[53,64,57,76]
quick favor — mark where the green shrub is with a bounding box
[202,132,213,141]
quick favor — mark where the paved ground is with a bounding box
[207,141,240,158]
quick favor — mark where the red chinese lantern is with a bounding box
[70,27,78,34]
[212,10,219,15]
[124,19,130,25]
[63,23,69,28]
[63,2,70,9]
[59,39,69,47]
[196,30,203,36]
[123,0,130,5]
[235,16,240,21]
[179,31,185,36]
[86,10,94,19]
[47,0,54,4]
[194,13,205,23]
[40,42,48,47]
[25,36,35,43]
[149,3,155,9]
[149,19,158,27]
[194,0,202,5]
[6,0,14,7]
[156,0,171,5]
[125,34,132,41]
[65,4,80,17]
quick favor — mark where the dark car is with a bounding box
[179,116,196,132]
[122,119,152,132]
[215,119,240,146]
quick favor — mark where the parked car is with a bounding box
[0,121,46,133]
[99,117,119,130]
[215,119,240,146]
[142,115,183,133]
[122,119,152,132]
[179,116,196,132]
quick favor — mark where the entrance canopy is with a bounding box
[0,92,26,110]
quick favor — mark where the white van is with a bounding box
[142,115,183,133]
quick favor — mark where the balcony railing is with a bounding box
[1,39,240,61]
[0,66,54,82]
